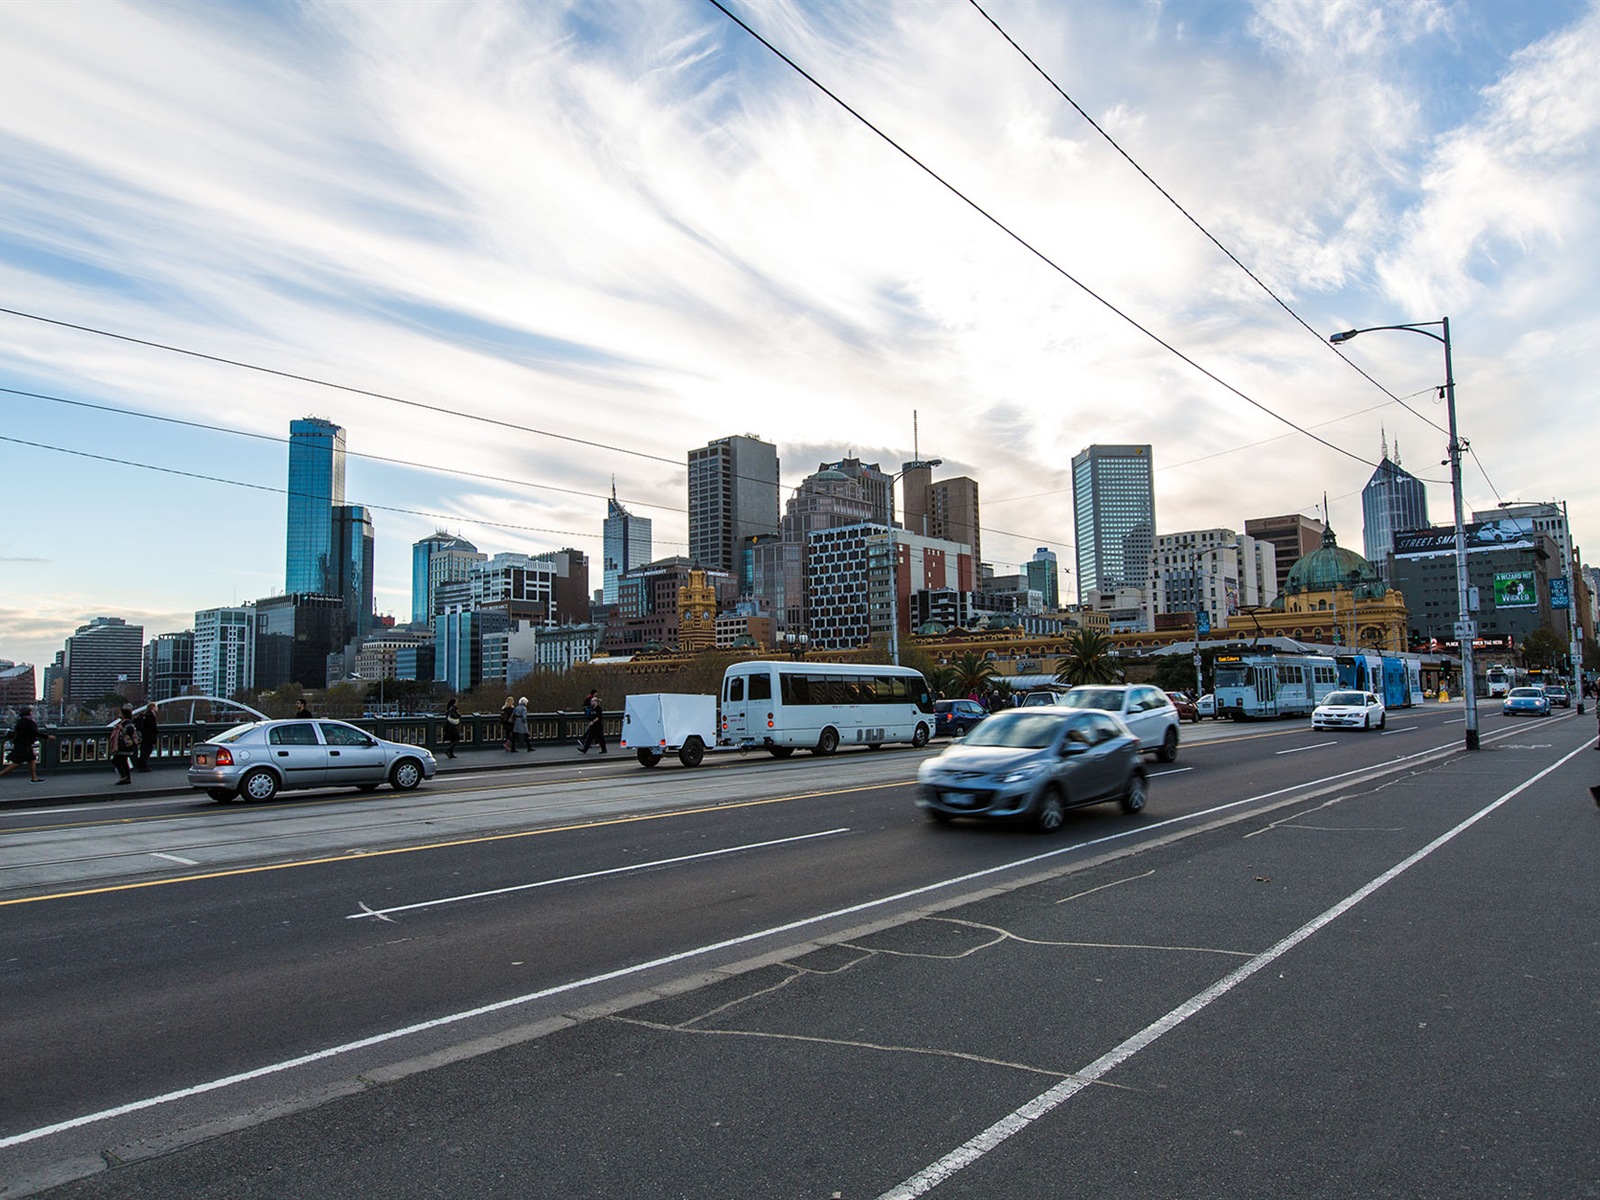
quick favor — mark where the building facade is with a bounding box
[411,532,485,623]
[1389,524,1570,653]
[1148,529,1275,634]
[1361,448,1429,580]
[688,434,780,580]
[285,417,346,595]
[193,607,255,698]
[142,631,195,702]
[0,661,38,706]
[61,616,145,705]
[602,486,653,605]
[1072,444,1155,604]
[253,594,344,691]
[1243,513,1326,604]
[332,503,375,644]
[804,523,974,651]
[1026,547,1061,610]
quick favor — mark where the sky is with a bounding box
[2,0,1597,675]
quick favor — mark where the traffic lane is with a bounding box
[913,736,1600,1199]
[25,727,1589,1198]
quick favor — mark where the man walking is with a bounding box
[577,689,607,754]
[0,706,50,783]
[134,703,160,772]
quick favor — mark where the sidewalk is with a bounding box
[0,738,623,811]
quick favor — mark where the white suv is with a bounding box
[1057,684,1181,762]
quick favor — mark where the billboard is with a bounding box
[1392,518,1538,556]
[1492,571,1537,608]
[1549,577,1570,609]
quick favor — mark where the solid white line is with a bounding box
[1276,741,1337,755]
[1146,767,1193,778]
[0,731,1510,1153]
[874,738,1596,1199]
[348,828,852,920]
[149,852,199,866]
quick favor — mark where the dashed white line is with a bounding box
[1380,726,1417,736]
[1276,741,1338,755]
[149,852,198,866]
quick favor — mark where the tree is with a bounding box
[950,651,996,697]
[1519,625,1566,670]
[1055,629,1120,686]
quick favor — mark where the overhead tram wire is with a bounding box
[704,1,1378,474]
[966,0,1450,441]
[1,385,689,517]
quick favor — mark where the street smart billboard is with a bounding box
[1493,571,1537,607]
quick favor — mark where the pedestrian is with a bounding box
[500,697,516,751]
[576,689,607,754]
[295,698,315,719]
[0,706,50,783]
[513,696,533,752]
[443,697,462,759]
[134,703,160,772]
[109,705,139,786]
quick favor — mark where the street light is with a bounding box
[781,629,810,659]
[886,458,942,665]
[1330,318,1478,750]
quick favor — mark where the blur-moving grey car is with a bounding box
[188,719,437,803]
[917,708,1148,832]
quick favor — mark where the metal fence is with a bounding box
[1,711,622,774]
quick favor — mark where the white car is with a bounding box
[1056,684,1181,762]
[1312,690,1386,731]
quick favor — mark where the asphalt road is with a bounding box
[3,705,1596,1197]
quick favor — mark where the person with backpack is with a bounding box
[576,689,607,754]
[109,705,139,786]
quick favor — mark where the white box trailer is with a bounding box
[620,693,718,767]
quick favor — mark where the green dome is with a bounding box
[1284,531,1386,598]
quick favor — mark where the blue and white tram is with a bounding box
[1335,653,1423,709]
[1213,652,1340,720]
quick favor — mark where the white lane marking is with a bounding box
[149,852,198,866]
[1146,767,1192,778]
[1379,726,1418,736]
[348,828,852,920]
[1276,741,1338,755]
[1445,717,1465,724]
[0,730,1526,1152]
[875,738,1596,1200]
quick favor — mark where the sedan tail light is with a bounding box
[215,748,233,766]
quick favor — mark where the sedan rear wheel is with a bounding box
[240,768,278,803]
[207,787,236,803]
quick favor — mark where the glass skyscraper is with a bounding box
[602,485,653,605]
[1361,444,1428,582]
[1071,444,1155,604]
[333,503,375,643]
[286,417,346,595]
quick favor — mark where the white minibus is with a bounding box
[719,661,935,756]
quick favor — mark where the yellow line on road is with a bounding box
[0,781,907,909]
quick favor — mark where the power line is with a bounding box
[705,0,1381,474]
[966,0,1452,441]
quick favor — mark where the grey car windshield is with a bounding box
[1058,688,1123,712]
[959,712,1068,749]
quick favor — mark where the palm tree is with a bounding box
[1055,629,1119,686]
[950,651,996,697]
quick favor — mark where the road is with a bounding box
[2,705,1597,1197]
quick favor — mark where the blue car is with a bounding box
[1501,686,1550,717]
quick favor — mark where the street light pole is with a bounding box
[887,458,942,666]
[1330,318,1478,749]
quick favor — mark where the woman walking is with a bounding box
[513,696,533,753]
[442,698,462,759]
[0,706,50,783]
[109,705,139,787]
[500,697,516,752]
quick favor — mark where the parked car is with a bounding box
[1502,687,1550,718]
[1019,690,1068,707]
[1543,684,1572,709]
[917,708,1148,832]
[1195,693,1220,720]
[188,719,437,802]
[934,699,988,738]
[1311,690,1386,731]
[1165,692,1200,722]
[1056,684,1181,762]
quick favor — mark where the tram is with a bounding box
[1212,651,1340,720]
[1335,653,1423,708]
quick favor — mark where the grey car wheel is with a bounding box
[1120,772,1147,814]
[390,759,423,790]
[1034,788,1066,833]
[241,768,278,802]
[207,787,236,803]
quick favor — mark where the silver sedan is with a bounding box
[188,719,437,803]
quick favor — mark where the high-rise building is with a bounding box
[1362,439,1428,581]
[60,616,145,705]
[286,417,347,595]
[411,532,485,622]
[193,607,256,698]
[688,434,780,579]
[1026,547,1061,610]
[253,594,343,691]
[1472,501,1571,565]
[749,464,878,632]
[0,661,38,706]
[1244,513,1326,603]
[804,523,974,650]
[1147,529,1276,633]
[819,458,893,526]
[332,504,375,644]
[1072,444,1155,604]
[143,631,195,702]
[602,485,653,605]
[926,475,981,566]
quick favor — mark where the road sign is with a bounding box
[1454,620,1478,640]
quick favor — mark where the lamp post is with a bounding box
[1330,318,1478,750]
[886,458,942,665]
[781,629,809,660]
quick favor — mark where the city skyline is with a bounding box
[3,1,1598,673]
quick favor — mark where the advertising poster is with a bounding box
[1493,571,1537,608]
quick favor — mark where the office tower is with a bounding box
[253,594,344,690]
[142,631,195,702]
[411,532,485,623]
[286,417,346,594]
[1071,444,1155,603]
[1244,513,1326,603]
[60,616,145,705]
[602,485,653,605]
[819,458,893,526]
[0,661,38,706]
[927,475,981,566]
[1361,437,1428,581]
[333,504,375,644]
[688,434,780,577]
[194,607,256,698]
[1026,547,1060,610]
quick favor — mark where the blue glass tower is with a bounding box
[286,417,346,595]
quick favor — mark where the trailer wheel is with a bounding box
[636,749,662,768]
[677,737,705,768]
